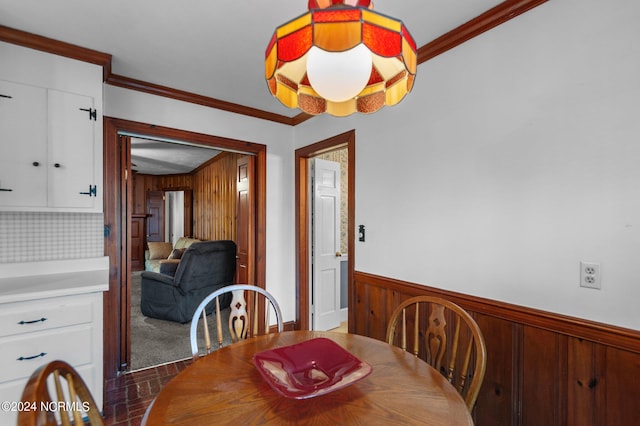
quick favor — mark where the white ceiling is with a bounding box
[130,137,221,175]
[0,0,503,119]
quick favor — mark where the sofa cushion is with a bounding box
[174,237,200,250]
[147,242,173,260]
[168,248,187,259]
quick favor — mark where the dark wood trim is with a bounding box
[295,130,355,331]
[109,118,266,153]
[354,271,640,355]
[105,74,297,126]
[0,25,112,80]
[418,0,549,63]
[291,113,314,126]
[102,120,122,378]
[103,117,268,380]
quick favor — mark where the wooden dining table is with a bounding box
[142,330,473,425]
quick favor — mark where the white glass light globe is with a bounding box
[306,44,373,103]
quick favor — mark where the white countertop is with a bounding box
[0,257,109,304]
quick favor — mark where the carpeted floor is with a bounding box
[130,271,230,371]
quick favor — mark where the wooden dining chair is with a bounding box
[189,284,284,359]
[18,360,103,426]
[386,296,487,412]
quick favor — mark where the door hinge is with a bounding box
[79,107,97,121]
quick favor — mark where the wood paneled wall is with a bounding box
[352,271,640,425]
[191,152,239,241]
[131,174,194,214]
[131,152,240,241]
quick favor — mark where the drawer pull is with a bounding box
[18,317,47,325]
[17,352,47,361]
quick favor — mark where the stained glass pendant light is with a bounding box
[265,0,417,117]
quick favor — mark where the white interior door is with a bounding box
[165,191,184,246]
[311,158,342,331]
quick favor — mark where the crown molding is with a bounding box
[0,25,112,80]
[105,73,298,126]
[418,0,548,64]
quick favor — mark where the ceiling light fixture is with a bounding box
[265,0,417,117]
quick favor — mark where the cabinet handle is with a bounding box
[0,94,12,99]
[80,185,97,197]
[33,162,40,167]
[54,163,61,168]
[18,317,47,325]
[17,352,47,361]
[0,188,13,192]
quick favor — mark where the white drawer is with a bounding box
[0,296,93,338]
[0,379,26,425]
[0,325,93,383]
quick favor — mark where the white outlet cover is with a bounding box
[580,261,601,290]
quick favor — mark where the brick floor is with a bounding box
[103,359,192,426]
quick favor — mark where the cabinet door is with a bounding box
[0,80,48,207]
[48,89,97,209]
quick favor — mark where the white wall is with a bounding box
[104,86,297,322]
[294,0,640,330]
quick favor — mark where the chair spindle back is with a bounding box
[387,296,487,412]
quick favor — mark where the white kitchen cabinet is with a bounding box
[0,42,103,213]
[0,80,47,207]
[0,80,100,211]
[0,257,108,425]
[48,88,98,209]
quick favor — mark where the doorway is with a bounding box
[103,117,267,378]
[295,130,355,331]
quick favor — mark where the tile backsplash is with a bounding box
[0,212,104,263]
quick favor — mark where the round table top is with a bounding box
[143,330,473,425]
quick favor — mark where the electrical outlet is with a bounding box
[580,261,601,289]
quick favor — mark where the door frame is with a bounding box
[295,130,355,331]
[103,117,267,378]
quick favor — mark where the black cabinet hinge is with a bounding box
[79,107,97,121]
[80,185,97,197]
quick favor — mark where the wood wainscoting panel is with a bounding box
[473,314,518,425]
[353,271,640,425]
[567,337,604,425]
[604,346,640,425]
[521,326,567,425]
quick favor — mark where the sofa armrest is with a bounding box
[159,259,180,276]
[141,271,178,287]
